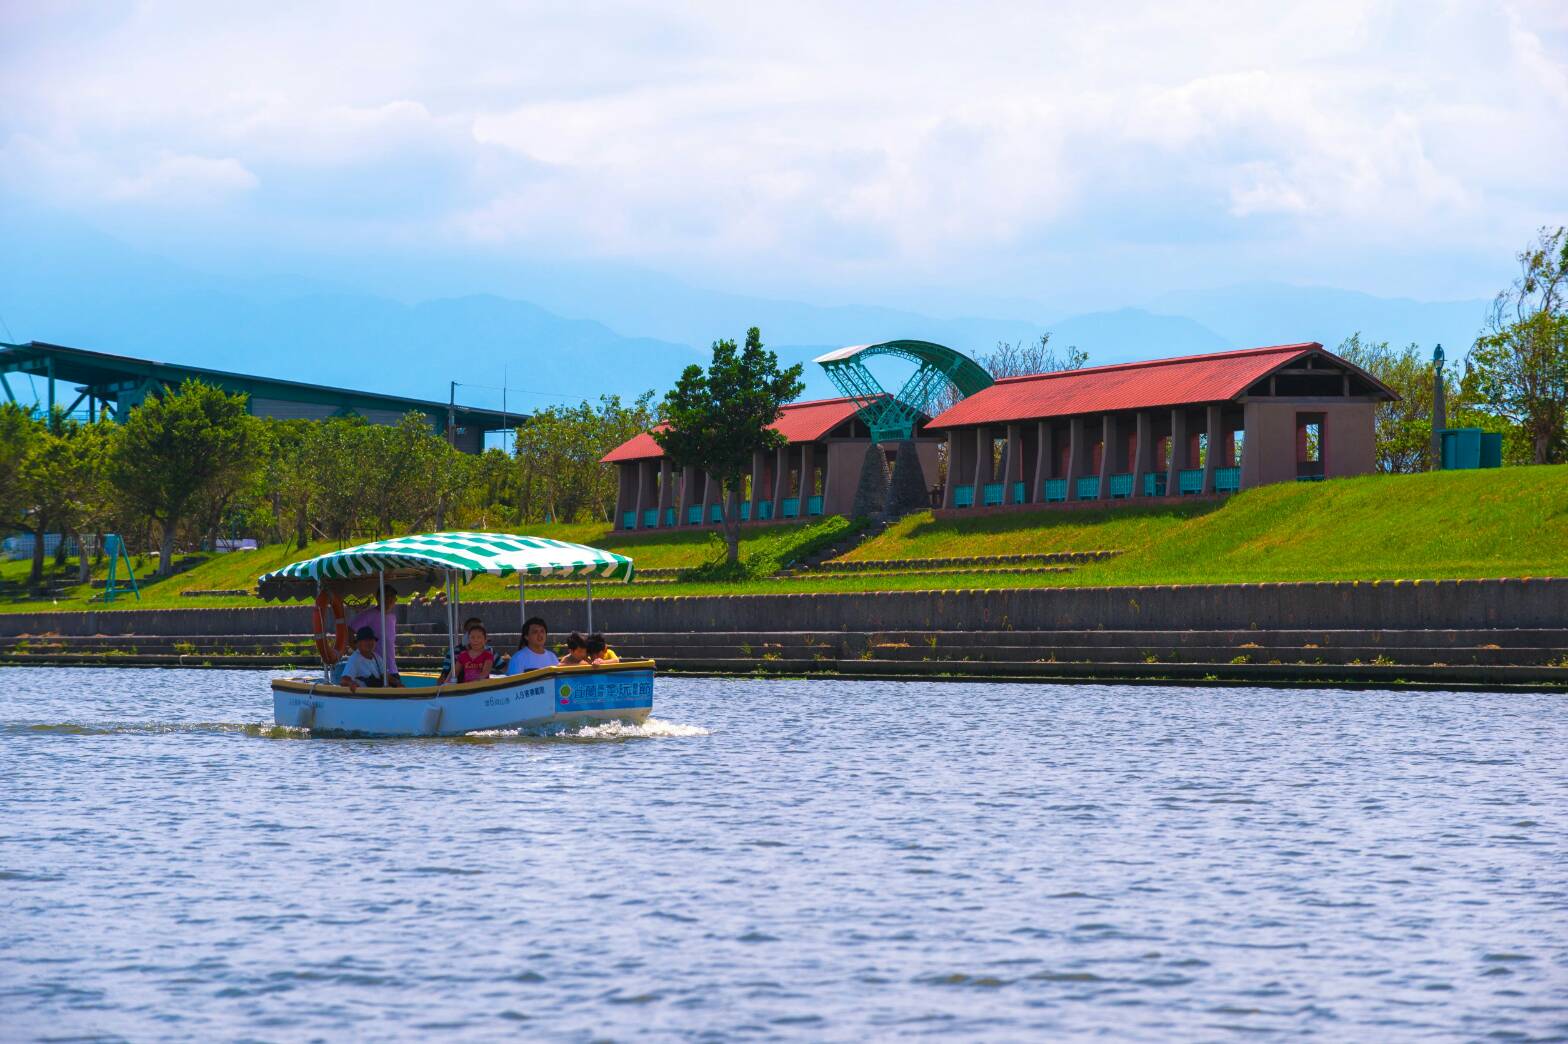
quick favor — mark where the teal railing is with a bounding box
[663,508,676,526]
[782,497,800,518]
[622,511,637,529]
[807,495,824,516]
[1012,481,1027,504]
[1043,479,1068,502]
[642,509,659,528]
[954,486,975,508]
[686,505,702,525]
[1143,472,1167,497]
[740,501,752,521]
[1075,476,1100,500]
[982,482,1005,506]
[710,503,725,522]
[1108,473,1134,498]
[1178,468,1205,494]
[758,501,774,520]
[1296,473,1325,482]
[1215,466,1241,493]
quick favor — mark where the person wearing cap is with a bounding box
[338,626,386,691]
[347,587,403,686]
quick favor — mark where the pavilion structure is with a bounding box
[603,397,943,531]
[923,342,1396,513]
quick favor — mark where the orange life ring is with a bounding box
[312,590,350,666]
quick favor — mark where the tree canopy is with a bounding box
[654,327,804,564]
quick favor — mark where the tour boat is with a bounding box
[257,531,653,737]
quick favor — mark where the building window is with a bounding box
[1297,413,1325,479]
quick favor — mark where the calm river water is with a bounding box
[1,668,1565,1041]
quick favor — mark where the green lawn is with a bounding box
[3,466,1563,614]
[850,464,1568,584]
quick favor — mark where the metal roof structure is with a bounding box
[925,343,1396,429]
[0,341,521,453]
[601,396,870,464]
[814,340,994,442]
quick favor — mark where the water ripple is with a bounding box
[1,667,1564,1041]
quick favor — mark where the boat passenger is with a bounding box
[441,623,495,684]
[559,631,590,665]
[347,586,403,687]
[507,615,559,674]
[338,626,386,691]
[439,617,503,675]
[586,633,619,664]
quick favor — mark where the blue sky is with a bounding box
[1,2,1565,342]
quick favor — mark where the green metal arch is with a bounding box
[814,339,994,442]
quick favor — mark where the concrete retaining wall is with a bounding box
[0,578,1562,636]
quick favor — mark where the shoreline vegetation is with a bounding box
[2,464,1564,615]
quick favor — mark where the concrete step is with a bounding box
[812,550,1120,572]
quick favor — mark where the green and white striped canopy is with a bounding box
[257,531,633,597]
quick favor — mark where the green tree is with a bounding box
[654,327,804,565]
[515,393,657,523]
[307,417,371,544]
[1335,334,1436,473]
[0,404,43,576]
[1467,226,1568,465]
[110,380,260,576]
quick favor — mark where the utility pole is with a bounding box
[448,380,457,448]
[1430,344,1446,470]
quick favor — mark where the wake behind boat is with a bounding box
[256,531,654,737]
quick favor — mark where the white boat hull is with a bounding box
[271,661,655,737]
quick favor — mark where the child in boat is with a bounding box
[506,615,559,674]
[559,631,590,665]
[439,616,507,675]
[339,626,386,691]
[441,623,495,684]
[586,633,619,664]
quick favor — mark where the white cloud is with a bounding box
[107,151,257,201]
[0,0,1563,300]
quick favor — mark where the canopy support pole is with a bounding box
[377,569,388,685]
[585,577,593,634]
[319,578,331,684]
[518,574,526,638]
[445,571,457,674]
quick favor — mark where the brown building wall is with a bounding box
[1241,399,1378,487]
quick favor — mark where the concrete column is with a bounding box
[614,465,634,527]
[823,445,832,504]
[799,442,815,515]
[1097,414,1114,497]
[972,426,990,504]
[773,445,790,516]
[677,464,697,524]
[1065,417,1083,499]
[656,459,674,524]
[1033,422,1050,498]
[631,460,649,526]
[1134,412,1153,497]
[701,469,718,525]
[1203,404,1221,494]
[750,450,768,513]
[1006,424,1023,502]
[1238,406,1253,488]
[1167,409,1186,495]
[943,431,958,508]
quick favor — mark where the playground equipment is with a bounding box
[103,534,140,603]
[814,340,993,443]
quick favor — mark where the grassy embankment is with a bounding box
[1,465,1563,613]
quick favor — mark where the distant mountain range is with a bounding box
[0,209,1491,411]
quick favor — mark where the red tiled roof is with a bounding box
[600,397,865,464]
[926,342,1348,429]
